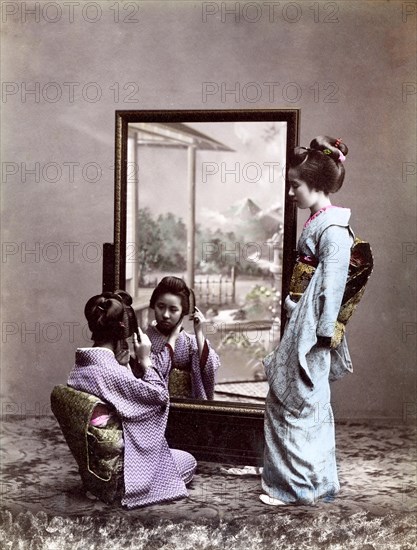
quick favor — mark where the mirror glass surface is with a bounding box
[123,120,290,404]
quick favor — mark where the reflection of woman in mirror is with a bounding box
[261,136,355,506]
[68,290,196,508]
[146,276,221,399]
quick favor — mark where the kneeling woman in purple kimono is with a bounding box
[146,277,220,399]
[68,290,196,508]
[261,136,355,506]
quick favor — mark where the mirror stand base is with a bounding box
[166,403,264,466]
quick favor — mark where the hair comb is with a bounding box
[188,288,196,320]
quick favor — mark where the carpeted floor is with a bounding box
[1,415,416,548]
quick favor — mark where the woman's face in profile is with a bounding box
[154,293,183,335]
[288,167,320,210]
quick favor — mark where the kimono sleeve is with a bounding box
[92,366,169,421]
[188,337,220,399]
[150,345,173,383]
[316,224,353,340]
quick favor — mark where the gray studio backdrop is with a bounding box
[1,0,416,421]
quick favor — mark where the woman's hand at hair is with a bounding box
[131,329,153,377]
[192,307,206,338]
[192,307,207,359]
[167,317,183,349]
[134,328,151,360]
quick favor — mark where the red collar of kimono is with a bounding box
[304,204,338,228]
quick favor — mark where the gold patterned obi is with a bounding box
[168,368,192,398]
[51,384,124,503]
[289,237,374,348]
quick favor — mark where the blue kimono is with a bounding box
[262,206,354,504]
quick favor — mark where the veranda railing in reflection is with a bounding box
[193,270,236,307]
[134,269,237,326]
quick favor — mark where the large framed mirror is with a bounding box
[109,110,299,464]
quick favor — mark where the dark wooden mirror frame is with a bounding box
[106,109,299,465]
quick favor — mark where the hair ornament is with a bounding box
[335,138,343,148]
[97,305,105,311]
[338,151,346,163]
[323,149,332,155]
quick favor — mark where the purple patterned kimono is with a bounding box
[146,325,220,399]
[68,347,196,508]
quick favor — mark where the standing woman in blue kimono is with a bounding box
[260,136,354,506]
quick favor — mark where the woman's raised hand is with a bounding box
[133,328,152,364]
[192,306,206,336]
[167,317,183,348]
[192,306,207,359]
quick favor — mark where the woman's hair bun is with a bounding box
[114,289,133,306]
[310,136,348,162]
[100,298,113,311]
[288,135,348,194]
[84,290,136,342]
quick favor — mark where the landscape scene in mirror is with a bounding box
[125,121,287,402]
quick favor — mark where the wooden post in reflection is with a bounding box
[126,131,139,299]
[187,145,196,289]
[133,132,139,299]
[231,265,236,304]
